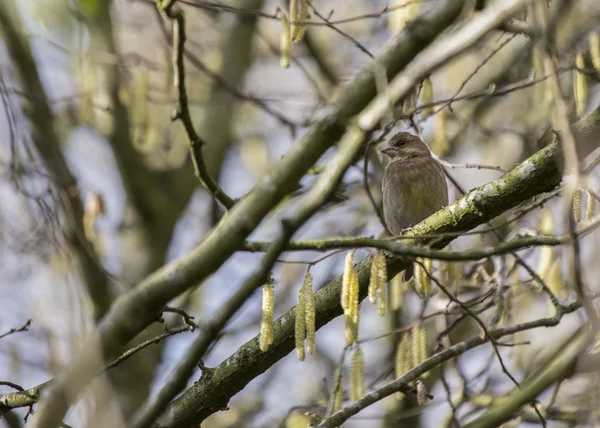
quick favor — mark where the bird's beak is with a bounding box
[380,146,395,157]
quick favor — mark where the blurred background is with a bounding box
[1,0,600,427]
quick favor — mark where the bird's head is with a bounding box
[380,132,431,159]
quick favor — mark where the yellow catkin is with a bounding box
[259,281,275,352]
[368,251,381,304]
[587,192,596,221]
[433,108,449,156]
[390,274,405,310]
[418,323,428,378]
[439,260,448,281]
[377,284,387,317]
[83,192,105,242]
[423,258,432,295]
[377,251,387,292]
[295,279,307,360]
[332,367,343,413]
[445,261,463,293]
[537,210,555,281]
[345,313,359,346]
[421,76,434,120]
[414,258,425,298]
[573,188,583,223]
[411,323,421,370]
[304,273,316,354]
[416,380,427,406]
[280,12,292,68]
[290,0,298,39]
[349,262,359,317]
[590,32,600,72]
[342,251,360,346]
[350,346,365,401]
[291,0,308,42]
[414,258,432,297]
[533,46,550,106]
[388,0,420,33]
[369,250,388,311]
[574,53,588,116]
[394,335,410,401]
[341,251,355,313]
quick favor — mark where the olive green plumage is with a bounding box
[381,132,448,279]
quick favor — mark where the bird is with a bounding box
[381,131,448,280]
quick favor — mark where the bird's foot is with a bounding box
[400,227,414,236]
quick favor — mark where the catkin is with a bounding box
[295,280,306,360]
[280,12,292,68]
[587,192,596,221]
[350,345,365,401]
[421,76,434,119]
[345,313,359,346]
[259,281,275,352]
[343,251,360,345]
[537,210,554,281]
[411,323,421,370]
[573,188,583,222]
[590,32,600,72]
[332,367,343,413]
[377,284,387,317]
[395,335,410,378]
[394,335,410,401]
[341,251,355,313]
[390,274,405,310]
[369,250,388,315]
[574,53,588,116]
[290,0,308,42]
[423,258,432,295]
[532,46,550,106]
[439,260,462,290]
[418,323,428,378]
[416,380,427,406]
[304,273,316,354]
[368,252,380,304]
[414,258,432,297]
[433,108,449,156]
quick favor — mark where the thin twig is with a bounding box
[160,1,236,209]
[0,319,32,340]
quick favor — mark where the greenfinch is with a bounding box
[381,132,448,279]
